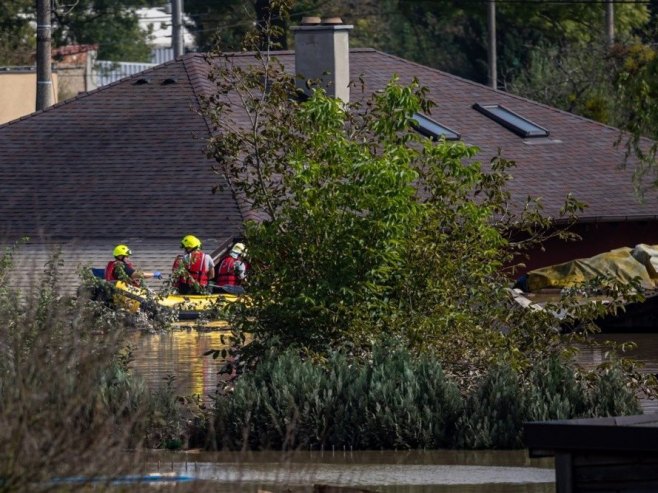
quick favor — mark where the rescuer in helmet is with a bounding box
[172,235,215,294]
[105,244,162,286]
[214,242,248,294]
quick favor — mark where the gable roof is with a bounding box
[0,55,243,242]
[0,49,655,247]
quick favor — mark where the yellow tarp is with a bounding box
[526,244,658,292]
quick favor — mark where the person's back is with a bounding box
[174,235,214,294]
[215,243,247,293]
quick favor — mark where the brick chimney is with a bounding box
[292,16,353,103]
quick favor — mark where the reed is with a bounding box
[0,247,155,491]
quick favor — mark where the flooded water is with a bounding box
[144,449,554,492]
[128,330,231,398]
[128,330,658,405]
[579,332,658,412]
[127,330,658,491]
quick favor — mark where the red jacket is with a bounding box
[216,255,240,286]
[173,250,210,288]
[105,259,137,284]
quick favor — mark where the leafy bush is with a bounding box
[213,347,643,451]
[526,355,590,421]
[204,15,596,388]
[200,10,653,451]
[587,366,641,417]
[456,365,527,449]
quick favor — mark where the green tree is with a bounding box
[200,8,658,452]
[185,0,383,52]
[185,0,256,52]
[0,0,34,65]
[613,44,658,194]
[201,5,606,382]
[0,0,157,64]
[52,0,155,61]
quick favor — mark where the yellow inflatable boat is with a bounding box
[89,268,238,329]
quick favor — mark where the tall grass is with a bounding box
[0,247,157,491]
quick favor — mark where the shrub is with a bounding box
[526,355,589,421]
[0,246,153,490]
[213,347,644,451]
[587,366,641,417]
[455,365,527,449]
[213,343,464,450]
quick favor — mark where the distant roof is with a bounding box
[0,49,656,244]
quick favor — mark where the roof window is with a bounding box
[473,103,549,138]
[412,113,460,141]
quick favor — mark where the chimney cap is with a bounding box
[300,16,321,25]
[322,17,343,25]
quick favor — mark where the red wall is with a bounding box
[515,221,658,274]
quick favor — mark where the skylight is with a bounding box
[412,113,461,141]
[473,103,549,138]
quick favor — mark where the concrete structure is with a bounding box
[292,17,352,102]
[0,68,58,125]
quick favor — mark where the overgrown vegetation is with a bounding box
[3,1,657,464]
[198,2,657,451]
[0,244,209,491]
[213,344,640,451]
[205,3,614,369]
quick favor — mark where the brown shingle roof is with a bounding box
[1,49,656,245]
[0,55,243,241]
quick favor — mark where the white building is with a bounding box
[137,6,195,50]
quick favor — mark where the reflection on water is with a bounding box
[129,330,658,409]
[128,331,230,398]
[127,330,658,492]
[146,450,554,493]
[577,332,658,412]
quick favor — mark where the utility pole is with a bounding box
[487,0,497,90]
[171,0,183,58]
[605,0,615,47]
[36,0,53,110]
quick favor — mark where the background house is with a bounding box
[1,18,657,293]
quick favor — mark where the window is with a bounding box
[412,113,460,141]
[473,103,549,138]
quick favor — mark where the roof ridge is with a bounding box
[0,56,184,130]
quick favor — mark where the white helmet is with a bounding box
[231,242,246,256]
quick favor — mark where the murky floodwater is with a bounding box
[143,449,554,492]
[128,330,231,398]
[579,332,658,412]
[127,330,658,491]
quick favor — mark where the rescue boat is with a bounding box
[89,269,239,329]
